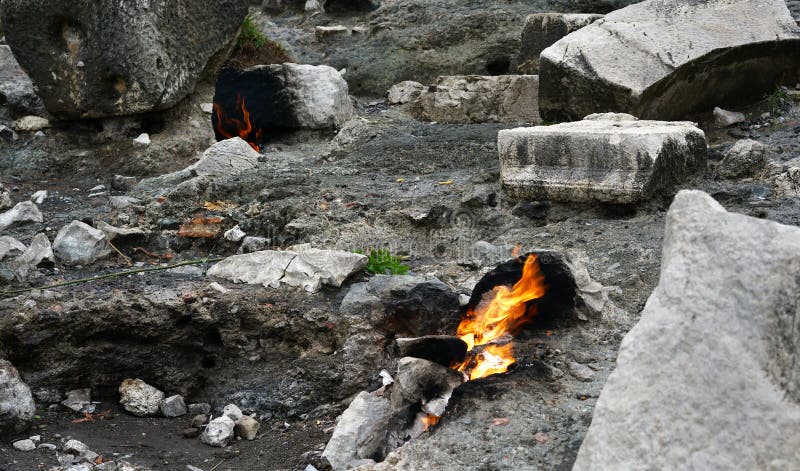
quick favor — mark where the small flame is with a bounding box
[421,414,441,429]
[213,94,262,152]
[454,254,547,380]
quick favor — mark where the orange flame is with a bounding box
[421,414,441,429]
[454,254,547,380]
[213,94,262,152]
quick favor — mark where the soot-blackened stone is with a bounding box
[466,251,579,328]
[396,335,468,367]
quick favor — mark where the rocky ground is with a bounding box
[1,2,800,471]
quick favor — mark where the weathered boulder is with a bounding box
[409,75,541,124]
[539,0,800,121]
[718,139,767,178]
[0,0,248,119]
[574,190,800,470]
[213,63,353,146]
[498,113,707,203]
[53,221,112,266]
[119,379,164,417]
[517,13,603,73]
[387,81,425,105]
[0,360,35,436]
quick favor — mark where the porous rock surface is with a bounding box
[574,190,800,470]
[539,0,800,120]
[0,0,248,119]
[0,360,35,436]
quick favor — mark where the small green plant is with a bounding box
[238,14,268,49]
[356,249,410,275]
[767,86,791,116]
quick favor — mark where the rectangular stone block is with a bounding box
[411,75,541,124]
[498,113,707,203]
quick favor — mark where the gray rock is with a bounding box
[410,75,541,124]
[305,0,324,12]
[12,115,49,132]
[518,13,603,73]
[498,114,707,203]
[209,248,367,293]
[200,416,235,447]
[95,462,119,471]
[0,0,247,119]
[239,236,270,253]
[234,415,260,440]
[539,0,800,121]
[53,221,112,266]
[0,201,43,232]
[95,221,146,242]
[321,391,392,471]
[387,81,424,105]
[63,439,96,461]
[567,361,594,382]
[714,107,746,127]
[315,25,350,41]
[160,394,187,418]
[12,233,54,280]
[0,236,25,260]
[222,403,243,421]
[118,378,164,417]
[111,175,138,191]
[0,45,45,118]
[61,388,92,413]
[187,403,212,415]
[133,133,151,147]
[718,139,767,178]
[12,438,35,451]
[574,190,800,470]
[0,184,11,211]
[223,225,246,243]
[0,125,18,142]
[30,190,47,205]
[392,357,464,417]
[191,414,209,428]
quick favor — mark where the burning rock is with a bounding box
[212,63,354,148]
[0,0,248,119]
[396,336,467,367]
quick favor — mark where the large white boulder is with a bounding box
[539,0,800,121]
[574,190,800,470]
[498,113,707,203]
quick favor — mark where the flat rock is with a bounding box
[53,221,112,266]
[517,13,603,73]
[0,0,247,119]
[119,379,164,417]
[410,75,541,124]
[498,114,707,203]
[208,248,366,293]
[574,190,800,470]
[0,201,43,232]
[0,360,35,436]
[12,115,49,132]
[539,0,800,120]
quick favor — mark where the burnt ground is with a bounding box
[1,79,799,470]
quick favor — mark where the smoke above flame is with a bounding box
[454,254,547,380]
[213,94,262,152]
